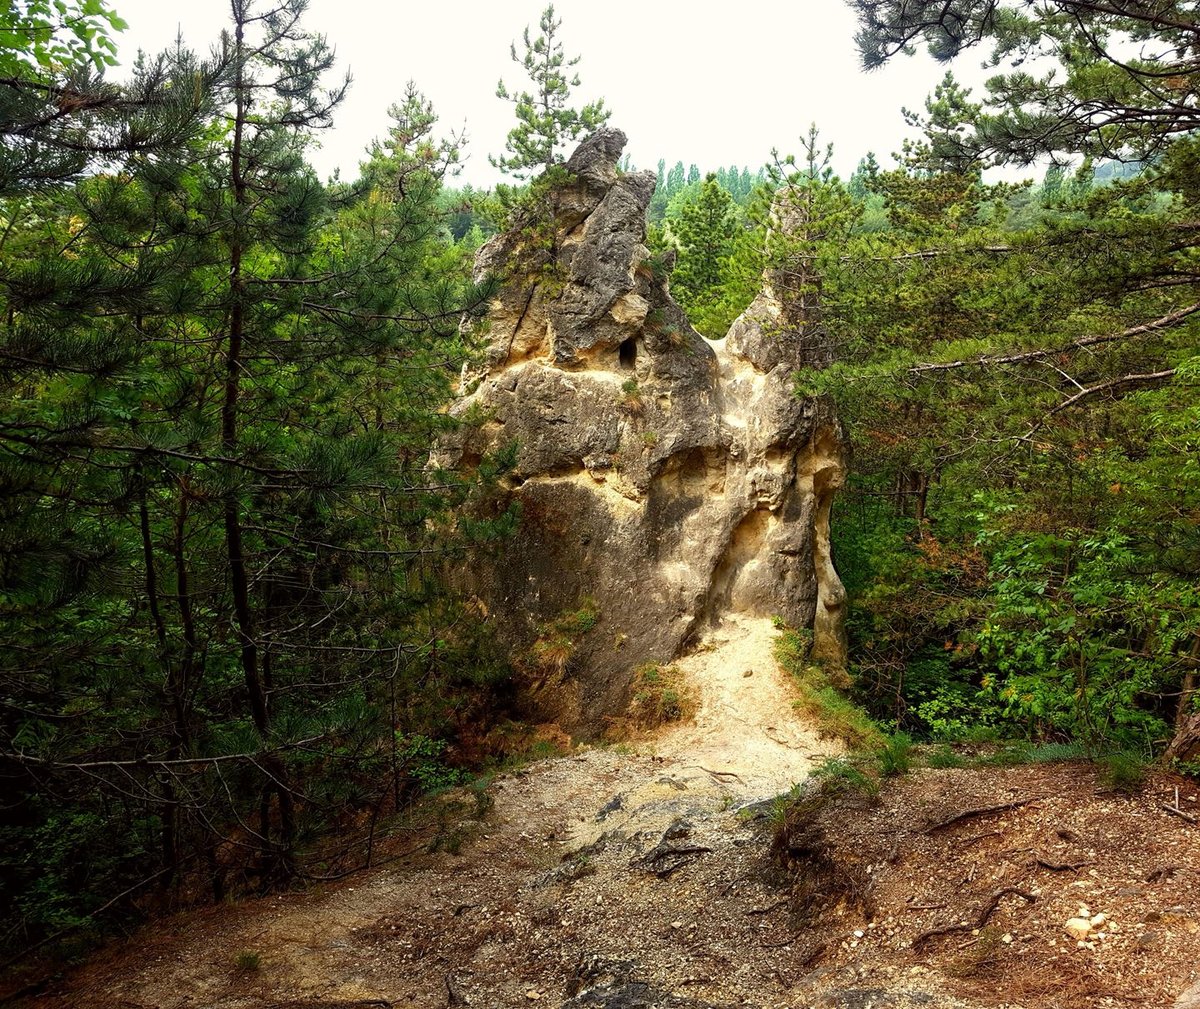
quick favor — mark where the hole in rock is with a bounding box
[618,336,638,370]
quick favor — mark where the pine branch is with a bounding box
[909,299,1200,375]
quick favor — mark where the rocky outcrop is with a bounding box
[436,129,848,735]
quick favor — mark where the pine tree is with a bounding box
[666,160,685,196]
[668,174,756,337]
[0,0,499,950]
[490,4,609,178]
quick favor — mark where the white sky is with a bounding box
[109,0,1009,186]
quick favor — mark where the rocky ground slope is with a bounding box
[15,617,1200,1009]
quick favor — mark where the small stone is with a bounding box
[671,920,684,929]
[742,669,754,678]
[1002,934,1014,944]
[853,930,865,938]
[1090,913,1107,929]
[1064,917,1093,940]
[526,992,542,1001]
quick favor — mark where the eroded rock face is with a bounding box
[437,129,848,735]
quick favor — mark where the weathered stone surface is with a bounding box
[1175,979,1200,1009]
[437,128,848,734]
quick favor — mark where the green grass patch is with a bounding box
[626,661,696,729]
[877,731,913,777]
[811,755,881,798]
[774,629,883,750]
[974,740,1088,767]
[924,744,967,769]
[1097,750,1150,793]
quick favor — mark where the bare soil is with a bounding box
[11,615,1200,1009]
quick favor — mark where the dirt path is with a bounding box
[39,614,843,1009]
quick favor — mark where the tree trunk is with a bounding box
[1165,712,1200,765]
[1167,637,1200,764]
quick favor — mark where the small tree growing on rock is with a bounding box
[491,3,609,178]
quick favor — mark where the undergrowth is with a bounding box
[529,599,600,673]
[624,661,696,730]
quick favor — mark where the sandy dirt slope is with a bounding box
[33,615,844,1009]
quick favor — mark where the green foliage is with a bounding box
[233,950,262,972]
[796,29,1200,766]
[529,599,600,673]
[627,662,695,728]
[877,731,913,777]
[397,734,467,793]
[0,0,513,956]
[1097,750,1150,794]
[665,173,759,338]
[850,1,1200,163]
[924,744,967,769]
[811,756,881,798]
[0,0,126,75]
[974,741,1088,767]
[491,4,609,178]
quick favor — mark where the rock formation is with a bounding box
[436,128,848,735]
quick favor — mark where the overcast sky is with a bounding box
[108,0,1004,186]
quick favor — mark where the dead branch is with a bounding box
[698,766,746,784]
[1033,853,1093,871]
[631,844,713,879]
[1161,802,1198,824]
[1046,369,1177,417]
[912,887,1037,948]
[909,300,1200,376]
[925,796,1043,833]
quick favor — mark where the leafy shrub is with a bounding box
[397,733,466,793]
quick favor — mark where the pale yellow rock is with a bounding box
[1064,917,1094,940]
[609,292,650,326]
